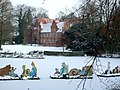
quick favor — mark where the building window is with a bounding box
[46,33,48,37]
[49,33,51,37]
[43,33,45,37]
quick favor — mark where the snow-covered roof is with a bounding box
[41,22,65,33]
[41,23,52,33]
[57,22,64,32]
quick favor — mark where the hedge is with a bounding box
[44,51,84,56]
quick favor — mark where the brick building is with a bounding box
[24,17,81,46]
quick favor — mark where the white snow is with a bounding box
[0,45,120,90]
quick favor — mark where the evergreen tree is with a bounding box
[13,5,34,44]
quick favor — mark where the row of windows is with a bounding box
[41,39,57,43]
[41,33,61,37]
[27,32,62,37]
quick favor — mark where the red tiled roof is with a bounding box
[38,17,53,23]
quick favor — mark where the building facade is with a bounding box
[24,17,81,46]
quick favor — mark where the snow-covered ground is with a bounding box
[0,45,120,90]
[1,45,68,53]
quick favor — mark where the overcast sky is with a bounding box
[11,0,77,19]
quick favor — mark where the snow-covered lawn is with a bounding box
[0,45,120,90]
[1,45,68,53]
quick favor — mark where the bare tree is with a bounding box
[36,7,49,18]
[101,0,120,54]
[62,0,120,89]
[0,0,13,49]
